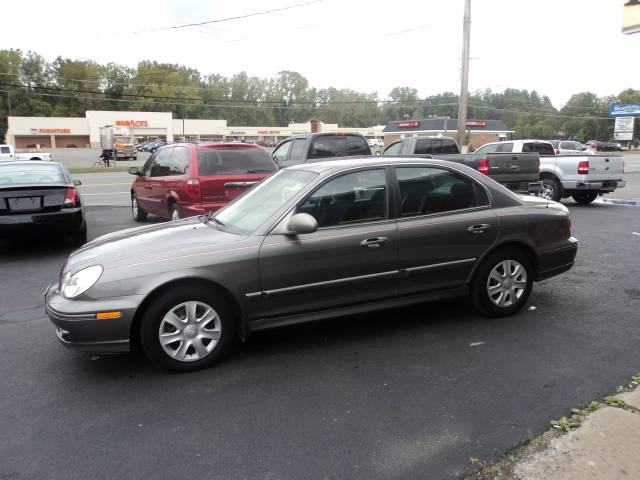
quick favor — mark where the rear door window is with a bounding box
[415,139,442,154]
[197,148,277,175]
[170,147,190,175]
[497,142,513,153]
[309,136,347,159]
[346,136,370,155]
[541,143,555,156]
[441,139,460,153]
[474,143,498,155]
[287,139,308,165]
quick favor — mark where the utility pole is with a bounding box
[457,0,471,149]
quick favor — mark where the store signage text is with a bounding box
[466,120,487,127]
[257,130,281,134]
[33,128,71,134]
[609,104,640,117]
[115,120,149,127]
[396,121,419,128]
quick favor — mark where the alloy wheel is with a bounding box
[486,260,528,308]
[158,301,221,362]
[132,198,139,217]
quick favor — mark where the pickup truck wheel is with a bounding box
[471,249,533,317]
[537,177,562,202]
[572,192,598,204]
[132,196,148,222]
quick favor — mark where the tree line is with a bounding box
[1,49,638,144]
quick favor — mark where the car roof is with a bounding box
[287,156,478,175]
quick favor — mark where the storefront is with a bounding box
[5,112,384,148]
[382,118,513,150]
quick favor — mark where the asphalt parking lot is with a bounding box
[1,176,639,479]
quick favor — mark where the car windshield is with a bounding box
[114,137,130,143]
[0,164,64,185]
[213,169,317,235]
[198,148,277,174]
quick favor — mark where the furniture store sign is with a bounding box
[609,104,640,116]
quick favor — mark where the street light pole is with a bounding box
[457,0,471,149]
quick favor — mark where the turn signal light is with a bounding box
[477,159,489,175]
[578,161,589,175]
[96,311,122,319]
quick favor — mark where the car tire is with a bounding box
[69,224,87,247]
[139,285,236,372]
[572,192,598,204]
[470,249,533,317]
[170,203,182,221]
[538,177,562,202]
[132,195,148,222]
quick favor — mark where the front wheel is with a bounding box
[471,249,533,317]
[132,196,148,222]
[572,192,598,204]
[139,285,236,372]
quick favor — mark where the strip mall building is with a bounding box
[5,111,385,148]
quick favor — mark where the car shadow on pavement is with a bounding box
[0,237,74,259]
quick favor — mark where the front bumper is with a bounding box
[561,180,626,192]
[45,282,144,353]
[0,208,84,238]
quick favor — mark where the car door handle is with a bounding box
[360,237,390,248]
[467,224,490,234]
[144,185,152,190]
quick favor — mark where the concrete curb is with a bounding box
[595,198,640,206]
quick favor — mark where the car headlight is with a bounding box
[60,265,103,299]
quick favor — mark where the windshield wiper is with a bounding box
[202,210,225,228]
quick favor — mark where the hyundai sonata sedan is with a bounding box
[45,158,578,372]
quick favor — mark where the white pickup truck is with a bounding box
[0,144,54,162]
[474,139,625,204]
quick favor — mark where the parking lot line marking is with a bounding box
[80,191,130,196]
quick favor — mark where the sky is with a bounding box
[1,0,637,109]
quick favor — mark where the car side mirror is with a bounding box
[286,213,318,235]
[72,179,82,186]
[128,167,140,175]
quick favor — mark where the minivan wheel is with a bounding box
[471,249,533,317]
[132,196,148,222]
[170,203,182,221]
[572,192,598,204]
[139,285,235,372]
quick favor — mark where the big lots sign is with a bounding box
[115,120,149,127]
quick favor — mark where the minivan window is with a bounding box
[198,148,276,175]
[168,147,189,175]
[150,148,174,177]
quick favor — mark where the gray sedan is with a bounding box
[45,158,578,372]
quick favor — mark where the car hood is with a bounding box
[517,194,569,213]
[63,217,246,273]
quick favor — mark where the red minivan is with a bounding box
[129,142,277,221]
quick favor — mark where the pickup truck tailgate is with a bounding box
[487,152,539,183]
[584,155,624,180]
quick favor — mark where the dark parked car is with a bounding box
[0,161,86,245]
[271,133,371,167]
[46,157,577,372]
[586,140,622,152]
[148,141,167,153]
[129,142,277,221]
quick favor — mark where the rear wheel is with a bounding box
[572,192,598,204]
[537,177,562,202]
[471,249,533,317]
[132,196,148,222]
[139,285,236,372]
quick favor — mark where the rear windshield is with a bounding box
[197,148,277,175]
[0,164,64,185]
[308,135,370,159]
